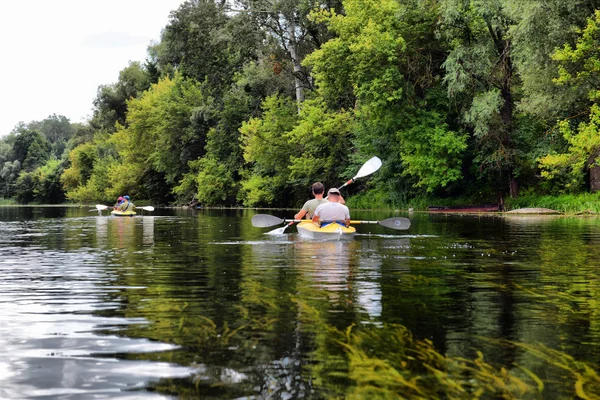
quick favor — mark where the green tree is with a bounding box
[11,128,51,172]
[177,60,293,206]
[235,0,343,107]
[61,142,98,192]
[33,159,66,204]
[29,114,75,158]
[286,98,354,196]
[111,73,207,203]
[506,0,600,119]
[152,0,261,91]
[0,160,20,198]
[239,94,298,206]
[13,171,35,203]
[439,0,520,198]
[305,0,466,199]
[90,61,152,133]
[175,156,236,205]
[538,10,600,192]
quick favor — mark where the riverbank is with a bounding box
[2,191,599,215]
[349,191,600,215]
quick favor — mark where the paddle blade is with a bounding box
[95,204,109,211]
[266,225,289,235]
[252,214,285,227]
[354,156,382,179]
[379,217,411,230]
[138,206,155,212]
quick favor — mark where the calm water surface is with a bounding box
[0,207,598,399]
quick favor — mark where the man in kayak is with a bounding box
[117,195,135,212]
[294,182,328,220]
[294,182,346,221]
[312,188,350,227]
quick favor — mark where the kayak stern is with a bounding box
[111,210,137,217]
[296,222,355,240]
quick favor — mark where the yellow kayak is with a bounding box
[111,210,137,217]
[296,222,356,240]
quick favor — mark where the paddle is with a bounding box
[253,214,411,231]
[337,156,382,191]
[94,204,155,212]
[270,156,383,235]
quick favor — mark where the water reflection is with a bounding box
[0,208,599,399]
[94,215,155,249]
[0,210,185,399]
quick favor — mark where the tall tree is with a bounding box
[110,73,208,203]
[305,0,466,199]
[11,128,51,172]
[239,94,299,206]
[0,160,20,197]
[90,61,152,133]
[152,0,261,92]
[28,114,75,158]
[538,10,600,192]
[234,0,343,107]
[506,0,600,119]
[440,0,520,199]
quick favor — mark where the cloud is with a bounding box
[81,32,151,49]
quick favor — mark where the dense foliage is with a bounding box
[1,0,599,207]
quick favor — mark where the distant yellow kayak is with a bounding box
[296,222,355,240]
[111,210,137,217]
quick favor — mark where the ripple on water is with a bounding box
[0,242,192,399]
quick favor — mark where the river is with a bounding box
[0,206,598,399]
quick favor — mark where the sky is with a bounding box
[0,0,187,137]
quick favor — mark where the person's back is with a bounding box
[118,195,134,211]
[313,188,350,226]
[295,182,326,220]
[314,202,349,222]
[301,198,328,219]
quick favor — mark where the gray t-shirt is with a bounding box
[314,202,350,222]
[302,198,328,219]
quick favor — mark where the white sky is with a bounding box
[0,0,187,137]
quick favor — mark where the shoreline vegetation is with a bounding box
[2,192,598,215]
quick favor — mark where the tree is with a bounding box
[506,0,600,119]
[90,61,153,133]
[439,0,520,199]
[61,142,98,192]
[110,73,208,203]
[28,114,75,158]
[239,94,298,206]
[305,0,466,198]
[33,159,66,204]
[11,128,51,172]
[0,160,20,197]
[152,0,261,92]
[538,10,600,192]
[234,0,343,107]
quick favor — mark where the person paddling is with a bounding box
[294,182,346,221]
[294,182,328,220]
[113,196,125,210]
[312,188,350,227]
[117,195,135,212]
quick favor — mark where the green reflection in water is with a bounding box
[3,208,599,398]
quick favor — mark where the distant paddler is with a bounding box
[117,195,135,212]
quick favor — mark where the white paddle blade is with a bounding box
[266,225,289,235]
[354,156,382,179]
[252,214,285,227]
[95,204,109,211]
[139,206,155,212]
